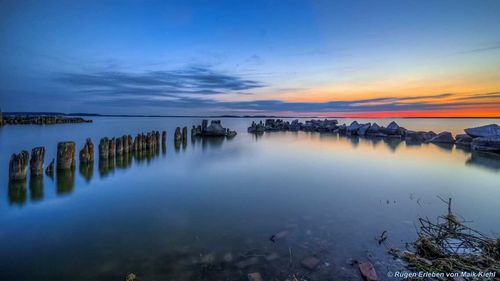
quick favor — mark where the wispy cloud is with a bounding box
[55,65,265,98]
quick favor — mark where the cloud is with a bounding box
[55,65,265,98]
[85,91,500,113]
[459,43,500,54]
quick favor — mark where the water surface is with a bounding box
[1,117,499,280]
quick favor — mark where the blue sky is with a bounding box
[1,0,500,116]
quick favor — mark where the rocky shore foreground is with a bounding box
[248,119,500,154]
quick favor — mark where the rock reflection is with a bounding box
[383,138,402,152]
[466,152,500,172]
[56,168,75,195]
[29,175,44,201]
[8,180,27,205]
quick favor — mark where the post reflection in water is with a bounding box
[79,163,93,182]
[8,180,27,205]
[56,168,75,195]
[29,175,44,201]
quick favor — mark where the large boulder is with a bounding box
[471,136,500,153]
[203,120,226,136]
[421,131,437,142]
[455,134,473,147]
[346,121,362,135]
[426,131,455,144]
[465,124,500,138]
[405,131,424,142]
[384,121,400,135]
[366,123,381,135]
[357,123,371,136]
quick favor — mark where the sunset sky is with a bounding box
[1,0,499,117]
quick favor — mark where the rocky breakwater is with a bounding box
[1,114,92,125]
[191,120,237,138]
[463,124,500,153]
[248,119,500,154]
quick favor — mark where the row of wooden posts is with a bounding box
[6,128,195,183]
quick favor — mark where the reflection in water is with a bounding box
[433,142,454,152]
[383,138,402,152]
[174,139,181,151]
[79,163,94,182]
[347,135,359,147]
[467,152,500,171]
[8,180,27,205]
[56,168,75,195]
[29,175,44,201]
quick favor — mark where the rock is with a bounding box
[174,127,182,142]
[56,141,76,170]
[465,124,500,138]
[125,273,136,281]
[30,147,45,176]
[223,253,233,263]
[9,150,29,181]
[264,252,279,261]
[226,129,237,138]
[203,120,226,136]
[405,131,424,142]
[427,131,455,144]
[45,159,54,176]
[99,137,109,158]
[247,272,263,281]
[270,230,289,242]
[358,123,371,136]
[236,257,259,269]
[455,134,473,147]
[347,121,361,135]
[200,253,215,264]
[421,131,437,141]
[80,138,94,164]
[358,262,378,281]
[301,256,320,270]
[471,136,500,153]
[366,123,382,135]
[248,121,265,133]
[385,121,400,135]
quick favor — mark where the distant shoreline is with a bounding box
[2,112,499,119]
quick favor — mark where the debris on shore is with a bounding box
[389,198,500,276]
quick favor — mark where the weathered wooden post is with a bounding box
[116,137,124,155]
[45,159,54,177]
[79,138,94,164]
[9,150,29,181]
[29,147,45,176]
[174,127,182,142]
[162,131,167,144]
[99,137,109,159]
[57,141,75,170]
[108,137,116,158]
[182,127,188,142]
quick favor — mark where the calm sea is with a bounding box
[0,117,499,280]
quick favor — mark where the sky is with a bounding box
[1,0,500,117]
